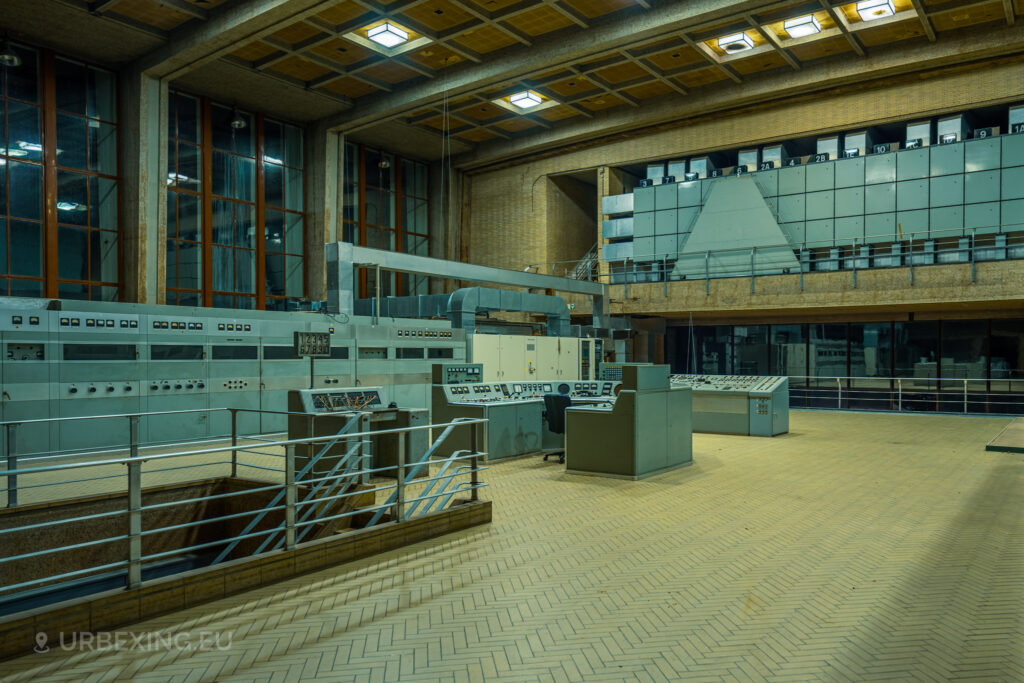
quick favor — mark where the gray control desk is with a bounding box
[669,374,789,436]
[565,365,692,479]
[288,387,427,477]
[431,379,621,460]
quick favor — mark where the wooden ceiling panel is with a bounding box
[729,50,789,75]
[494,117,541,132]
[562,0,635,19]
[622,80,674,100]
[309,38,375,67]
[451,26,519,54]
[360,61,422,84]
[323,77,379,98]
[399,1,476,32]
[231,42,279,63]
[536,104,582,121]
[787,35,854,61]
[459,101,508,121]
[405,45,465,70]
[503,6,574,37]
[456,128,503,142]
[461,0,527,10]
[930,1,1005,31]
[645,46,704,71]
[674,67,729,88]
[314,1,370,27]
[271,21,324,45]
[421,115,470,131]
[854,20,926,46]
[593,61,648,84]
[545,76,601,97]
[578,93,626,111]
[115,0,193,31]
[839,0,914,23]
[270,56,333,81]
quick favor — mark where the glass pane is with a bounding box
[58,282,88,300]
[166,139,177,182]
[733,325,769,375]
[211,104,253,155]
[264,161,283,207]
[88,121,117,174]
[236,204,255,249]
[0,219,5,275]
[284,124,302,168]
[991,320,1024,393]
[10,220,42,276]
[90,229,118,284]
[366,188,393,228]
[285,213,303,255]
[234,249,255,294]
[234,156,254,202]
[55,59,88,115]
[770,324,805,376]
[177,192,200,241]
[177,240,202,291]
[57,171,89,226]
[264,120,283,163]
[850,323,893,380]
[0,100,5,155]
[177,290,200,306]
[7,46,40,103]
[894,321,939,389]
[342,222,355,244]
[212,245,233,291]
[343,183,357,222]
[212,199,233,245]
[9,102,42,162]
[0,163,6,216]
[56,113,88,169]
[9,161,42,220]
[286,255,303,297]
[58,225,89,279]
[166,239,178,289]
[90,177,117,230]
[365,227,395,251]
[212,293,234,309]
[940,320,988,390]
[344,143,358,183]
[88,67,117,123]
[9,278,43,297]
[212,150,231,198]
[403,196,428,234]
[364,150,393,189]
[401,232,428,256]
[178,142,200,187]
[265,209,284,252]
[94,285,118,302]
[265,252,284,296]
[285,167,302,212]
[235,295,256,310]
[808,323,847,377]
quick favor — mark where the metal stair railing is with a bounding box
[572,243,599,280]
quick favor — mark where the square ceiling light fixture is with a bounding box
[717,32,754,54]
[367,22,408,48]
[509,91,542,109]
[784,14,822,38]
[856,0,896,21]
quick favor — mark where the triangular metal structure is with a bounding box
[672,176,800,280]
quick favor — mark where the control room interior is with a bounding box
[0,0,1023,680]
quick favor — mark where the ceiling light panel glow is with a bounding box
[717,32,754,54]
[856,0,896,21]
[784,15,822,38]
[367,22,409,48]
[509,91,542,109]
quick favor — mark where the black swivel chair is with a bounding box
[542,393,572,463]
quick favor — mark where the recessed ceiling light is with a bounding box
[856,0,895,21]
[367,22,409,48]
[0,37,21,68]
[717,32,754,54]
[509,91,542,108]
[784,14,821,38]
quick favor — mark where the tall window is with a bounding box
[1,44,119,299]
[342,142,430,297]
[166,91,305,310]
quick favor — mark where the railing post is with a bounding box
[909,234,914,286]
[705,250,710,296]
[851,239,858,289]
[128,413,139,460]
[970,229,976,283]
[230,408,238,478]
[750,248,756,294]
[963,380,968,414]
[394,431,405,523]
[799,251,805,291]
[127,451,142,589]
[897,378,903,412]
[284,444,296,551]
[837,377,842,410]
[470,422,480,502]
[6,424,17,508]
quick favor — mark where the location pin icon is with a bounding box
[34,632,49,653]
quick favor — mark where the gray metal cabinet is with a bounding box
[633,211,655,238]
[965,171,1001,204]
[930,206,963,235]
[965,137,1001,172]
[930,142,964,176]
[1001,134,1024,168]
[655,183,677,210]
[778,194,805,222]
[654,209,678,235]
[806,219,834,245]
[677,181,701,207]
[835,216,864,242]
[806,162,835,192]
[835,157,865,188]
[634,186,655,212]
[865,213,897,243]
[897,179,929,211]
[835,187,864,217]
[778,165,806,195]
[929,174,964,207]
[897,148,930,181]
[866,153,896,185]
[897,209,929,237]
[865,183,896,214]
[964,203,1001,235]
[806,190,835,220]
[1001,166,1024,200]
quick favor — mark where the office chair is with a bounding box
[542,393,572,464]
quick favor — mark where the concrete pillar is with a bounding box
[119,69,167,304]
[304,122,342,303]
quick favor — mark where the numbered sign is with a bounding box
[812,152,830,163]
[843,149,860,158]
[294,331,331,358]
[758,161,775,171]
[786,158,802,167]
[1011,122,1024,134]
[939,133,958,145]
[974,128,993,139]
[710,169,723,178]
[733,166,747,176]
[905,138,923,149]
[661,176,676,184]
[872,143,890,154]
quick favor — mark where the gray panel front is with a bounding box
[865,153,896,185]
[930,142,964,177]
[865,213,897,243]
[930,174,964,208]
[835,157,865,188]
[778,165,806,195]
[835,187,864,217]
[805,162,835,192]
[865,183,895,214]
[965,170,1000,204]
[965,137,1001,172]
[897,148,930,181]
[897,180,929,211]
[965,202,1001,234]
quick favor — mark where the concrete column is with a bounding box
[304,122,342,303]
[119,69,167,304]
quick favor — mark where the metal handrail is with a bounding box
[0,409,489,602]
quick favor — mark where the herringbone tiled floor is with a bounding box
[4,411,1023,682]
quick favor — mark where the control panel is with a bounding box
[292,387,384,413]
[442,380,620,404]
[431,363,483,385]
[670,374,789,437]
[670,374,785,394]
